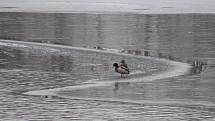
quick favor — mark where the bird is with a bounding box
[113,60,130,77]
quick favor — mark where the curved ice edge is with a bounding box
[0,40,186,93]
[23,60,190,96]
[0,40,191,97]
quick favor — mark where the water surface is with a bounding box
[0,13,215,121]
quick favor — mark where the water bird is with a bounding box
[113,60,130,77]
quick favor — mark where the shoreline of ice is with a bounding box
[1,39,202,109]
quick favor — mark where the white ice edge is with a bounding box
[0,40,191,96]
[0,39,182,62]
[23,60,190,96]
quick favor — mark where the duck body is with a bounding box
[113,63,130,75]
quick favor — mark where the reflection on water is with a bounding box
[1,13,215,60]
[190,60,207,74]
[0,13,215,120]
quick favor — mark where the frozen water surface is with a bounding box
[0,13,215,120]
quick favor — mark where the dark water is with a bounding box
[1,13,215,60]
[0,13,215,121]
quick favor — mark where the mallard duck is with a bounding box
[113,60,130,77]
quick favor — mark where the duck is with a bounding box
[113,60,130,77]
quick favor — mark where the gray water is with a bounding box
[0,13,215,121]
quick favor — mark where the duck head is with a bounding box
[113,63,119,68]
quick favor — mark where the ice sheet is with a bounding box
[24,60,191,96]
[9,39,191,97]
[0,40,194,107]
